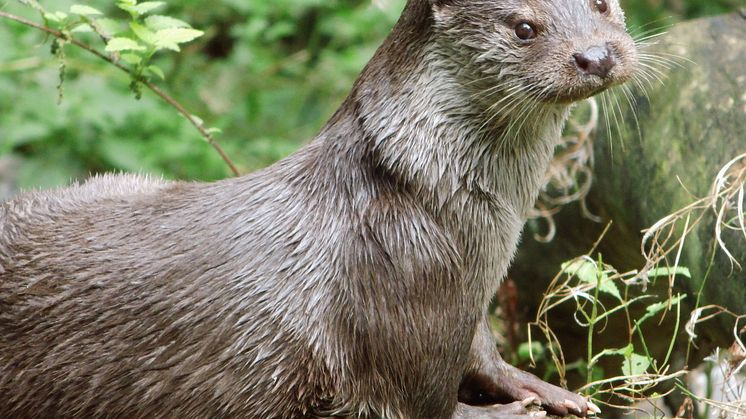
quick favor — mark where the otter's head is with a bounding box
[428,0,638,105]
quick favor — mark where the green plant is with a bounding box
[1,0,241,176]
[0,0,406,187]
[1,0,739,188]
[524,151,746,418]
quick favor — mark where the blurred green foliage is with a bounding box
[0,0,741,189]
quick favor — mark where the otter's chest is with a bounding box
[444,193,526,305]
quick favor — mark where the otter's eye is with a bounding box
[594,0,609,14]
[514,22,537,41]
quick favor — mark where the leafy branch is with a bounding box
[0,2,240,176]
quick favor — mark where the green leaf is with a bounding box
[562,259,622,300]
[71,23,94,33]
[647,267,691,279]
[120,53,143,65]
[44,11,69,23]
[145,15,191,31]
[154,28,204,52]
[70,5,103,16]
[608,344,633,356]
[117,3,139,15]
[563,259,602,283]
[117,2,163,16]
[130,22,158,45]
[146,65,165,80]
[631,294,686,333]
[133,1,165,15]
[517,342,545,363]
[644,294,686,318]
[622,353,650,376]
[105,37,146,52]
[42,13,59,23]
[589,344,633,367]
[94,18,123,36]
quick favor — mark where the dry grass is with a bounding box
[530,99,601,242]
[527,106,745,417]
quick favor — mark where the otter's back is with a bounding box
[0,170,336,417]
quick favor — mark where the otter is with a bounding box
[0,0,636,417]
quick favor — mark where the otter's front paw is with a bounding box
[459,369,600,417]
[502,370,600,417]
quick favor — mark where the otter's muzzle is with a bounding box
[573,44,616,79]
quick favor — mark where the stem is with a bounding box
[586,254,603,383]
[0,10,240,177]
[661,293,681,368]
[685,240,718,363]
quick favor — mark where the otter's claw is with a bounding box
[562,399,581,414]
[587,400,602,415]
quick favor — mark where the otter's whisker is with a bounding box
[636,63,668,85]
[620,84,643,143]
[471,75,535,104]
[477,82,533,127]
[599,91,614,155]
[633,30,669,44]
[637,52,686,69]
[609,87,628,150]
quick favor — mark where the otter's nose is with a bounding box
[573,45,615,79]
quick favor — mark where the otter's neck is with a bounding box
[322,6,570,219]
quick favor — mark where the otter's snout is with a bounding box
[573,44,616,79]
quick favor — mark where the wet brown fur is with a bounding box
[0,0,637,417]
